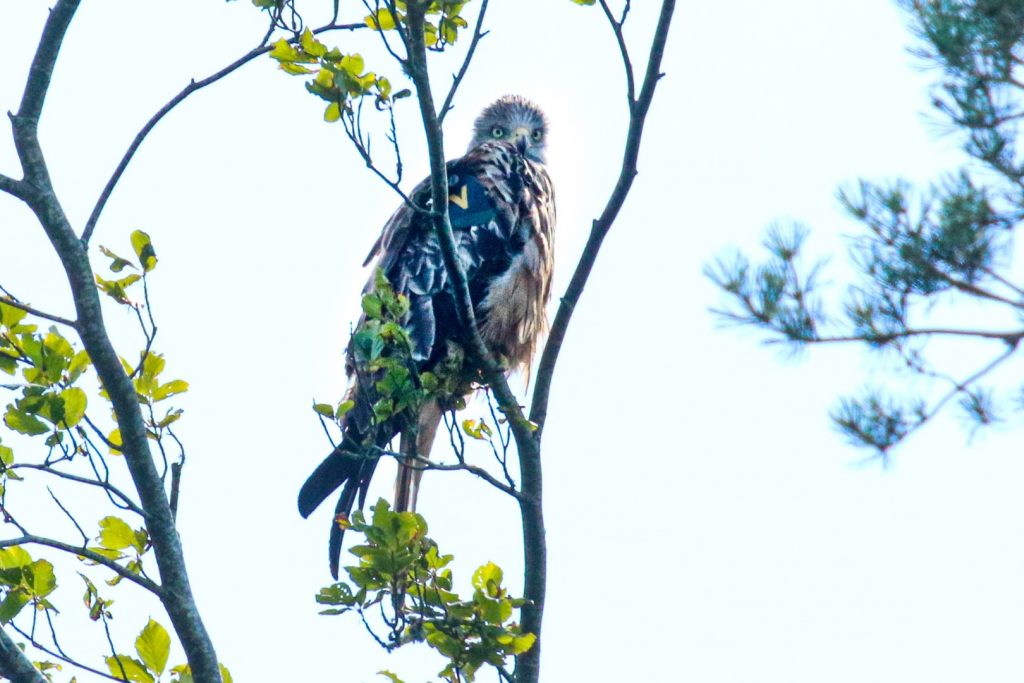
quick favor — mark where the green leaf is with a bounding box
[105,655,154,683]
[152,379,188,402]
[60,387,87,427]
[68,349,91,381]
[135,619,171,676]
[365,9,397,30]
[300,28,327,57]
[269,38,301,62]
[108,429,123,454]
[220,664,233,683]
[95,274,142,305]
[472,561,503,595]
[156,409,183,428]
[282,62,314,75]
[570,0,596,4]
[99,246,136,273]
[29,559,56,598]
[324,101,341,122]
[336,399,355,419]
[0,588,30,623]
[0,302,27,328]
[0,444,12,466]
[0,547,32,570]
[378,672,406,683]
[130,230,158,272]
[511,632,536,654]
[4,406,49,436]
[313,403,335,418]
[339,54,365,77]
[86,546,124,561]
[98,516,136,551]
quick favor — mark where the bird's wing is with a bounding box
[359,151,523,365]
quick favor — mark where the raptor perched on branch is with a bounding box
[298,95,556,577]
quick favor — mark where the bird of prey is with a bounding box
[298,95,556,578]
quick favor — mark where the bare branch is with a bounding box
[378,448,521,499]
[10,463,143,517]
[46,487,88,544]
[11,621,123,682]
[438,0,490,124]
[9,0,80,192]
[599,0,635,104]
[531,0,676,432]
[80,21,367,244]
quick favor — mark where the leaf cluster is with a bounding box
[366,1,472,50]
[0,547,56,625]
[271,28,408,122]
[316,499,533,682]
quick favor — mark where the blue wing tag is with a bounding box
[447,175,496,229]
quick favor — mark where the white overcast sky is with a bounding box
[3,1,1024,681]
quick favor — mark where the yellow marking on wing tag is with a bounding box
[449,184,469,209]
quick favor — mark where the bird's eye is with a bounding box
[491,126,505,139]
[531,129,544,141]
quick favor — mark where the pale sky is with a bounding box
[3,1,1024,682]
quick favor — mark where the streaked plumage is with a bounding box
[298,95,556,577]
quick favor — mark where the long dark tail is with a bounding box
[298,439,381,579]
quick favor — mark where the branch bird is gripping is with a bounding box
[298,96,556,578]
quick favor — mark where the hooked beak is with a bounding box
[511,126,531,143]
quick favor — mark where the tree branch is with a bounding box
[0,173,28,200]
[379,448,522,499]
[0,626,47,683]
[0,296,76,329]
[80,21,366,244]
[401,6,549,680]
[530,0,676,432]
[598,0,635,105]
[10,2,222,678]
[10,621,122,683]
[10,0,80,193]
[438,0,490,124]
[10,464,144,517]
[0,536,161,595]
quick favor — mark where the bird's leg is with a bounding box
[393,399,443,511]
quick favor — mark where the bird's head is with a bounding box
[468,95,549,164]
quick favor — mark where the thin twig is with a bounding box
[378,448,521,499]
[438,0,490,123]
[598,0,635,105]
[80,21,366,243]
[531,0,675,432]
[0,295,76,328]
[47,487,88,544]
[9,623,117,682]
